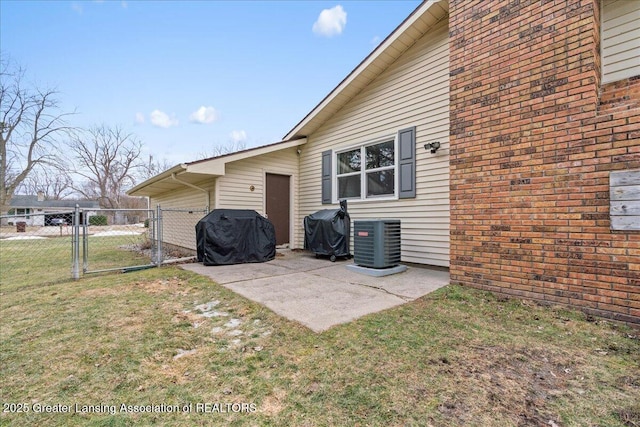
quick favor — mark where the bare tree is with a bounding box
[18,165,74,200]
[70,125,142,209]
[0,59,74,212]
[197,140,247,160]
[140,154,173,180]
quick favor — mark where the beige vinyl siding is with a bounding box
[147,148,299,250]
[602,0,640,84]
[216,147,299,245]
[297,19,450,267]
[150,181,214,251]
[150,182,214,210]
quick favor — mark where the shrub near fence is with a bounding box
[89,215,108,226]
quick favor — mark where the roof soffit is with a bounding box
[127,138,307,197]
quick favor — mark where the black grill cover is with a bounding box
[303,200,350,258]
[196,209,276,266]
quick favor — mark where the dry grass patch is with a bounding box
[1,264,638,426]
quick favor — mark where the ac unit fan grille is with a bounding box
[353,220,401,269]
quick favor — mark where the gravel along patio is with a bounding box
[182,249,449,332]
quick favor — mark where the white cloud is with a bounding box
[189,106,219,124]
[229,130,247,143]
[71,2,83,14]
[370,36,382,48]
[134,112,145,124]
[312,5,347,37]
[121,1,128,8]
[150,110,179,128]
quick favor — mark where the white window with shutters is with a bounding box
[335,138,396,201]
[320,127,416,205]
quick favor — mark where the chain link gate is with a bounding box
[80,208,158,275]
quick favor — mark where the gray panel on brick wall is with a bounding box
[610,169,640,231]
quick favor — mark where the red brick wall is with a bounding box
[449,0,640,324]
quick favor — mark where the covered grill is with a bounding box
[303,200,351,262]
[196,209,276,266]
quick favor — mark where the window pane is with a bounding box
[366,141,394,169]
[338,175,361,199]
[338,149,361,174]
[367,170,394,197]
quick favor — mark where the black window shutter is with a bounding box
[398,126,416,199]
[321,150,332,204]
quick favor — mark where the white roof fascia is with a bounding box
[127,163,187,196]
[185,137,307,175]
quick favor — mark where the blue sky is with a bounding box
[1,0,420,166]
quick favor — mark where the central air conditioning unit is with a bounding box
[353,220,401,269]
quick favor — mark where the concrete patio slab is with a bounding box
[181,249,449,332]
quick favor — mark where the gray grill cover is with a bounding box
[303,200,350,258]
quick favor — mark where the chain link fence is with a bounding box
[0,205,208,287]
[0,211,76,286]
[157,207,208,260]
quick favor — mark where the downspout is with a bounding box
[171,173,211,210]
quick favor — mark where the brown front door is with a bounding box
[266,173,290,246]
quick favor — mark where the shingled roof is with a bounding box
[9,195,100,209]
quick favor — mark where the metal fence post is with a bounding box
[72,204,80,280]
[82,208,88,273]
[156,204,163,265]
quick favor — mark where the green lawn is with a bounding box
[1,241,639,426]
[0,233,153,288]
[82,234,153,273]
[0,237,75,287]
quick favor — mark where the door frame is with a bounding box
[264,171,293,246]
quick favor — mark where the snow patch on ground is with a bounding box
[4,235,47,240]
[224,318,242,328]
[173,348,198,360]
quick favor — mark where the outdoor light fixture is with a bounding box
[425,141,441,153]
